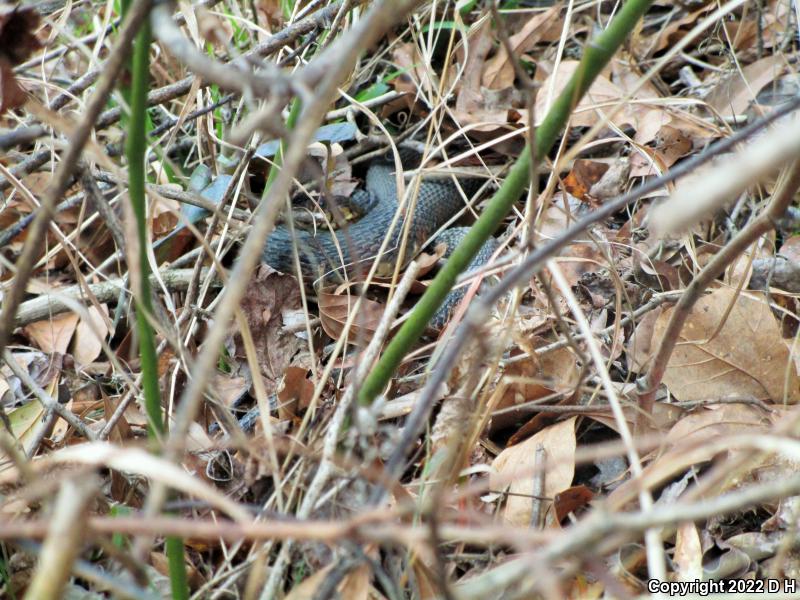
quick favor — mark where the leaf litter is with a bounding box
[2,1,800,597]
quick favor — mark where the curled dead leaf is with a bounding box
[317,290,386,342]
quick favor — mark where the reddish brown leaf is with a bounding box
[562,160,610,202]
[0,59,26,115]
[0,5,40,64]
[554,484,594,524]
[276,366,315,421]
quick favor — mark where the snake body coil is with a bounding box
[260,159,498,328]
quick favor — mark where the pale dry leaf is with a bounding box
[284,561,371,600]
[411,559,440,600]
[72,304,110,366]
[481,4,562,90]
[779,235,800,261]
[337,562,371,600]
[625,305,664,373]
[23,312,79,354]
[211,374,248,407]
[285,567,331,600]
[536,62,634,129]
[674,522,703,581]
[652,287,800,402]
[491,415,577,527]
[707,54,786,119]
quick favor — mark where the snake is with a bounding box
[260,156,500,329]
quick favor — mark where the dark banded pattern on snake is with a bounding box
[260,158,499,328]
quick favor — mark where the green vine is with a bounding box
[358,0,655,405]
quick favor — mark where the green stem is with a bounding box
[124,8,189,599]
[165,535,190,600]
[358,0,654,405]
[125,18,162,438]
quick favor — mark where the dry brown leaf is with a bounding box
[284,560,371,600]
[491,416,577,527]
[667,402,767,445]
[535,197,610,288]
[390,42,442,105]
[72,304,110,366]
[481,4,562,90]
[724,1,792,53]
[276,366,315,421]
[318,290,385,342]
[337,562,371,600]
[608,404,770,509]
[636,4,712,56]
[625,305,663,373]
[539,60,716,149]
[411,559,440,600]
[494,345,580,435]
[707,54,786,119]
[103,393,132,501]
[254,0,284,32]
[453,22,527,135]
[0,5,39,116]
[196,6,234,48]
[23,312,79,355]
[211,374,248,407]
[0,5,40,64]
[536,62,630,129]
[779,235,800,261]
[562,160,610,202]
[652,287,800,402]
[553,484,593,525]
[235,265,306,395]
[630,124,694,177]
[0,59,26,116]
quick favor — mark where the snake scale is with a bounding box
[260,156,499,329]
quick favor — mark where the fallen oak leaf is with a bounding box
[651,287,800,403]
